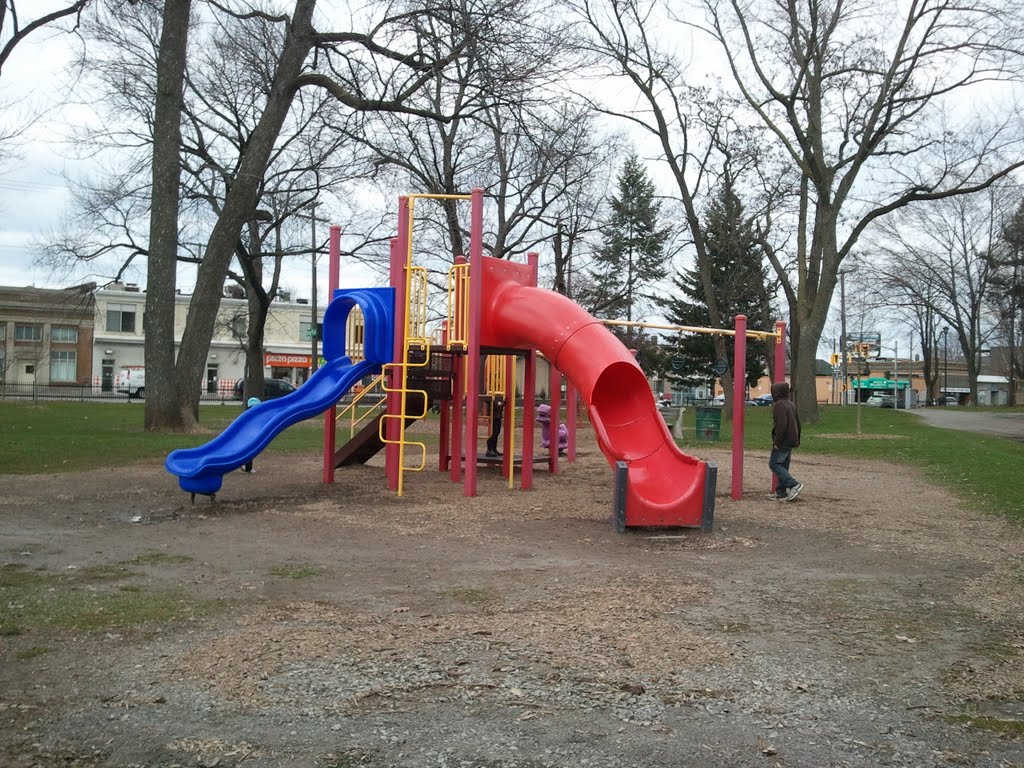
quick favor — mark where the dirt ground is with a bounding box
[2,427,1023,768]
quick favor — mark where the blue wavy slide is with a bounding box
[166,287,395,497]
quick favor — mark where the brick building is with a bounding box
[0,283,96,386]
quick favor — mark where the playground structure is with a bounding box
[166,189,785,528]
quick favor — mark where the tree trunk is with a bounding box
[171,0,316,428]
[243,288,269,402]
[143,0,192,432]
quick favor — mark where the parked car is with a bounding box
[866,394,897,408]
[943,395,959,406]
[233,378,297,401]
[751,394,775,406]
[709,395,726,406]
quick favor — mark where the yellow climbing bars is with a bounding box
[485,355,508,398]
[382,192,472,496]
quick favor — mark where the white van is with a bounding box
[115,366,146,398]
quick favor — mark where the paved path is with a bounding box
[912,407,1024,440]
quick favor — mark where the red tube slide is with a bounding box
[481,275,710,528]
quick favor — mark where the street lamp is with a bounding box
[942,326,949,406]
[297,201,323,375]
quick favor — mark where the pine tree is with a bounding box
[586,154,669,341]
[662,181,772,390]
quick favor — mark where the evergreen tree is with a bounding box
[585,154,669,343]
[990,200,1024,404]
[662,181,772,391]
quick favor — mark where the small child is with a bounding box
[768,382,802,501]
[486,394,505,457]
[241,396,261,473]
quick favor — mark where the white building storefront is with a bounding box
[92,284,325,396]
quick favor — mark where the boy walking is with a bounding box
[768,381,803,501]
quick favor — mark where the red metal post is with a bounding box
[774,321,787,384]
[438,320,450,472]
[549,365,560,474]
[731,314,747,500]
[387,200,410,491]
[464,189,484,497]
[521,252,538,490]
[772,321,787,495]
[322,225,342,484]
[450,256,467,482]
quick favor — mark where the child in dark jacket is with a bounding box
[768,381,803,501]
[485,394,505,457]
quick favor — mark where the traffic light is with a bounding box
[829,353,840,366]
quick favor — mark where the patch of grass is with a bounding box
[0,401,325,474]
[268,565,321,580]
[946,714,1024,736]
[77,563,135,581]
[681,405,1024,521]
[0,563,210,636]
[318,751,379,768]
[14,646,50,660]
[126,552,194,566]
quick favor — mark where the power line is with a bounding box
[0,178,66,192]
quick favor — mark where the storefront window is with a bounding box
[50,350,76,382]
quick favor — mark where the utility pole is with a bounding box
[893,340,899,408]
[840,271,849,406]
[1011,255,1018,406]
[307,201,321,374]
[943,326,950,405]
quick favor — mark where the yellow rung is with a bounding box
[446,262,470,348]
[335,374,386,437]
[407,193,472,201]
[485,355,508,397]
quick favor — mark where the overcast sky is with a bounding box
[0,2,384,301]
[0,3,937,361]
[0,12,78,289]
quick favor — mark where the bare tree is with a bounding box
[870,189,1012,403]
[0,1,91,166]
[987,199,1024,404]
[346,0,612,295]
[697,0,1024,420]
[568,0,760,413]
[44,0,479,431]
[0,1,90,79]
[143,0,191,430]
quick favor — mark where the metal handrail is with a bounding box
[335,373,386,437]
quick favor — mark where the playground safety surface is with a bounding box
[2,428,1023,767]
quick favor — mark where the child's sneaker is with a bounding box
[766,493,786,501]
[786,483,803,501]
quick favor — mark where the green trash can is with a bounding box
[695,405,722,441]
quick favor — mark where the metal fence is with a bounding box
[0,383,243,404]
